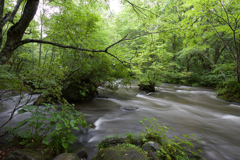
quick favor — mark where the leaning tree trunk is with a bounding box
[0,0,4,48]
[0,0,39,65]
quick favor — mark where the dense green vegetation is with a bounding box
[0,0,239,159]
[0,0,240,103]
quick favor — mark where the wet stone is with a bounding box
[142,141,161,152]
[53,153,80,160]
[94,146,148,160]
[121,106,138,111]
[74,147,88,159]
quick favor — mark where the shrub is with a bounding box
[5,103,89,153]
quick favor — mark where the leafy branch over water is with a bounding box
[5,103,89,153]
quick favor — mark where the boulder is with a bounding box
[74,147,88,159]
[138,83,155,92]
[52,153,80,160]
[93,146,148,160]
[135,139,143,147]
[62,78,98,103]
[142,141,161,152]
[99,137,126,149]
[4,148,46,160]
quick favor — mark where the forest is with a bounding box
[0,0,239,159]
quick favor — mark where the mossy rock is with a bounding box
[138,83,155,92]
[98,137,126,149]
[2,137,23,149]
[93,146,148,160]
[62,78,98,103]
[52,153,80,160]
[4,148,47,160]
[74,147,88,159]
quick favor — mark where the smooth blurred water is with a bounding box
[73,84,240,160]
[1,84,240,160]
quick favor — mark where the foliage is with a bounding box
[139,117,203,160]
[4,103,89,153]
[118,143,148,156]
[1,0,240,157]
[216,77,240,103]
[97,117,203,160]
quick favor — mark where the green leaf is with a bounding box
[73,126,80,130]
[18,109,28,114]
[50,121,56,127]
[56,123,63,130]
[62,143,68,150]
[70,120,76,127]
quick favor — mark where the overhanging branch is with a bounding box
[19,36,130,66]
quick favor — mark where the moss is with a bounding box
[4,148,48,160]
[1,137,56,160]
[94,146,148,160]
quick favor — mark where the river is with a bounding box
[1,84,240,159]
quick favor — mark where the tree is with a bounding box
[0,0,129,66]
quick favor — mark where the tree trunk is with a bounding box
[0,0,39,65]
[237,52,240,84]
[0,0,4,48]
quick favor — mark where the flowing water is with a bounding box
[1,84,240,160]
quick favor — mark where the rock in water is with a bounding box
[121,106,138,111]
[138,83,155,92]
[53,153,80,160]
[62,78,98,103]
[74,147,88,159]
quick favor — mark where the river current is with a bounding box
[1,84,240,159]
